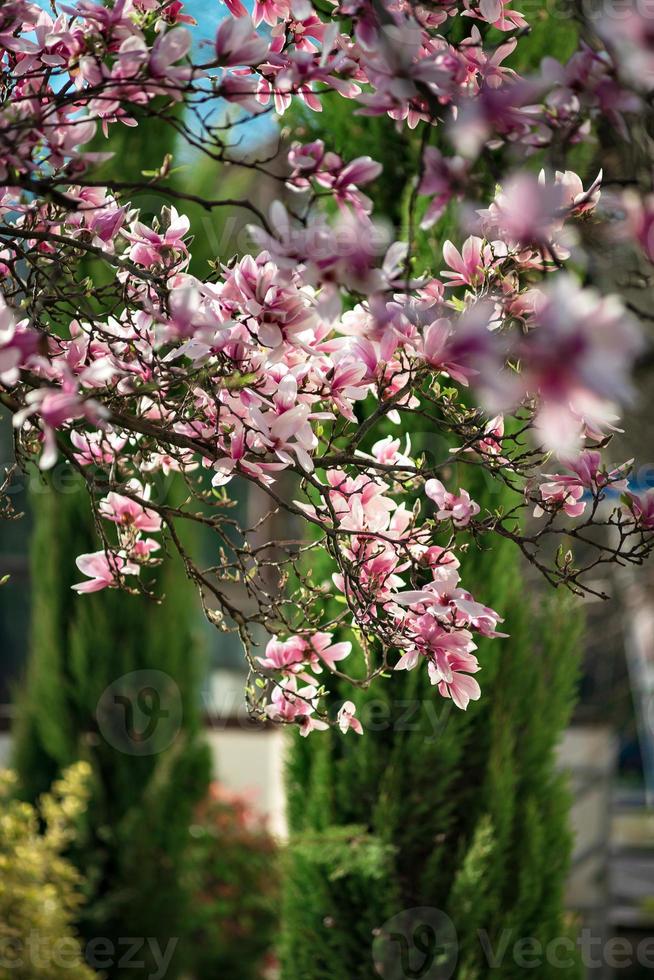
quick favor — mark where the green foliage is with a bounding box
[504,8,579,73]
[280,826,399,980]
[0,763,94,980]
[186,787,280,980]
[285,480,584,977]
[12,477,211,978]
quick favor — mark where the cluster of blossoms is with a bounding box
[1,0,654,733]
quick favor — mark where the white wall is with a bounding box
[206,727,288,837]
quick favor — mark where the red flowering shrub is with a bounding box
[187,783,279,979]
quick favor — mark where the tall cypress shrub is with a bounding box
[284,488,583,979]
[282,8,585,977]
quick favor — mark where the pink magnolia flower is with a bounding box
[287,138,328,175]
[394,580,505,637]
[257,635,308,672]
[70,429,127,466]
[141,449,199,477]
[421,317,479,387]
[252,0,289,27]
[459,415,506,462]
[249,373,328,472]
[271,9,326,53]
[394,616,482,710]
[517,277,643,453]
[160,2,197,26]
[337,701,363,734]
[425,479,480,527]
[480,415,504,454]
[441,237,505,288]
[549,169,602,217]
[410,614,477,660]
[464,0,527,31]
[256,631,351,681]
[557,455,598,489]
[323,469,396,532]
[264,676,328,736]
[460,28,518,89]
[131,538,160,559]
[308,632,352,671]
[478,169,601,251]
[313,154,383,214]
[72,551,139,593]
[564,451,630,492]
[457,595,507,638]
[215,16,269,67]
[419,148,469,229]
[534,480,586,519]
[533,451,630,518]
[99,484,162,533]
[299,715,331,736]
[123,208,190,268]
[430,652,482,710]
[626,490,654,531]
[420,545,460,586]
[320,353,370,422]
[67,187,126,245]
[370,434,412,468]
[149,27,192,84]
[332,528,411,604]
[0,294,37,384]
[13,365,112,470]
[332,538,408,609]
[477,173,567,248]
[212,422,287,488]
[620,190,654,264]
[223,0,249,17]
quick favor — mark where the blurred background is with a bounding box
[2,1,654,978]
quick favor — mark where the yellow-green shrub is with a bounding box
[0,763,94,980]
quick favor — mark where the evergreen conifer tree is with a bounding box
[284,482,583,979]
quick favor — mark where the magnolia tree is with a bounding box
[1,0,653,735]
